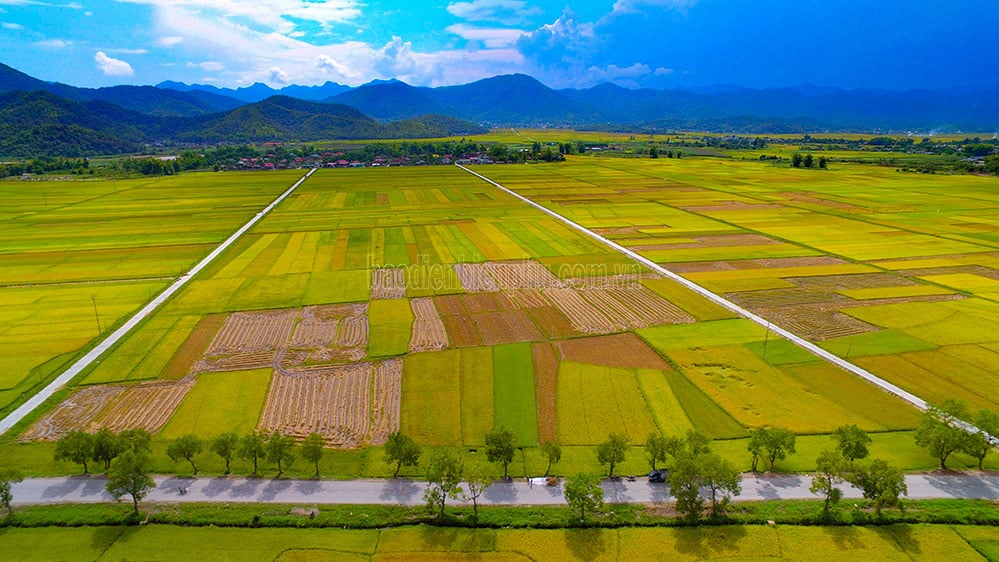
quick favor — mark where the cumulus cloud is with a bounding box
[94,51,134,76]
[516,10,596,66]
[119,0,361,35]
[268,66,291,84]
[446,0,541,25]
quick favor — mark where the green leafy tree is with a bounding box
[596,433,629,478]
[54,430,95,474]
[237,433,266,476]
[644,432,668,471]
[166,434,203,475]
[462,461,493,518]
[791,153,803,168]
[833,424,872,463]
[106,450,155,516]
[384,432,421,477]
[92,428,124,472]
[964,409,999,470]
[300,433,325,478]
[540,441,562,477]
[914,399,970,470]
[119,428,152,454]
[211,432,239,474]
[850,459,907,516]
[669,454,705,522]
[563,473,604,522]
[1,467,23,515]
[423,449,463,518]
[485,427,516,479]
[700,452,741,516]
[265,432,296,477]
[810,449,850,516]
[748,427,797,472]
[803,153,814,168]
[818,156,828,169]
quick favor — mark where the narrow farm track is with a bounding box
[456,164,992,440]
[0,168,317,435]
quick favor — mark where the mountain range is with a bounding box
[2,61,998,157]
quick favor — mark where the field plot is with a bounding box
[477,159,998,420]
[0,172,301,412]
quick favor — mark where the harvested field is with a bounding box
[504,288,549,308]
[19,385,125,441]
[557,333,670,370]
[409,298,448,353]
[532,344,558,444]
[371,268,406,299]
[453,263,498,292]
[792,273,919,290]
[545,287,616,333]
[584,286,694,327]
[679,201,783,212]
[257,359,401,447]
[524,305,579,339]
[766,309,877,341]
[290,316,338,348]
[474,310,545,346]
[726,287,846,309]
[432,294,466,316]
[752,256,849,269]
[206,309,297,354]
[95,377,195,434]
[632,233,781,250]
[462,292,514,314]
[162,314,224,379]
[484,261,564,289]
[439,313,484,347]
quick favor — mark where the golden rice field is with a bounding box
[3,154,997,477]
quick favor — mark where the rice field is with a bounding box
[5,156,995,474]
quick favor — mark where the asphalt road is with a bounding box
[11,473,999,507]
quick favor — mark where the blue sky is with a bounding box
[1,0,997,90]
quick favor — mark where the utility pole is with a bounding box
[762,322,770,361]
[91,295,101,334]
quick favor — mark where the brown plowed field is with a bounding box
[19,385,126,441]
[532,343,559,444]
[439,313,484,347]
[557,333,670,370]
[462,292,514,314]
[433,294,466,316]
[409,297,449,352]
[473,309,545,346]
[525,305,579,339]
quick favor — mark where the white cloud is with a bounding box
[269,66,290,84]
[0,0,82,8]
[611,0,699,15]
[94,51,134,76]
[157,35,183,47]
[110,47,149,55]
[119,0,361,34]
[34,38,70,48]
[187,60,224,72]
[581,62,652,87]
[445,23,524,48]
[446,0,541,25]
[2,21,23,29]
[654,66,673,76]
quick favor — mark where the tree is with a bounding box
[0,467,23,515]
[300,433,325,478]
[669,455,705,522]
[818,156,828,169]
[92,428,124,472]
[54,430,94,474]
[166,434,203,475]
[485,427,516,479]
[810,449,850,516]
[211,432,239,474]
[563,473,604,522]
[791,153,803,168]
[803,153,814,168]
[748,427,796,472]
[106,450,155,516]
[462,461,493,518]
[832,424,872,463]
[850,459,907,516]
[964,409,999,470]
[265,432,296,477]
[700,452,741,516]
[644,432,668,471]
[424,449,463,518]
[384,432,421,477]
[596,433,628,478]
[237,433,266,476]
[914,399,970,470]
[540,441,562,477]
[118,428,152,454]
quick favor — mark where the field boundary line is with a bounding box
[455,165,943,413]
[0,168,317,435]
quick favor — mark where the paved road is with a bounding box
[11,473,999,507]
[0,169,316,435]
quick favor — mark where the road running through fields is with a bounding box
[0,168,317,435]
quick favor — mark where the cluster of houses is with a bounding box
[228,150,497,171]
